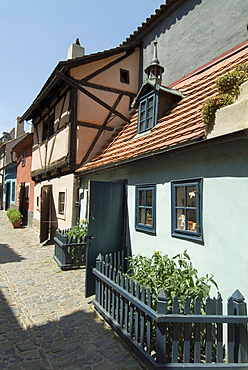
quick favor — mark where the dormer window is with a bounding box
[138,92,158,133]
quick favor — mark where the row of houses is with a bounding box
[0,0,248,301]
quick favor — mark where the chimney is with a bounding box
[67,38,85,60]
[15,116,25,138]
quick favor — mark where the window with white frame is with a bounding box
[58,190,66,216]
[135,184,156,233]
[171,178,203,241]
[138,92,158,133]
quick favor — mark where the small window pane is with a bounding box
[148,96,154,108]
[176,187,184,207]
[176,209,185,230]
[140,111,145,121]
[139,190,146,206]
[146,190,152,206]
[139,208,145,224]
[147,117,153,128]
[140,101,146,111]
[146,209,152,225]
[187,186,196,207]
[187,209,197,231]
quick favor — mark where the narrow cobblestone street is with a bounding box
[0,210,147,369]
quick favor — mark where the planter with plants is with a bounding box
[127,250,219,362]
[7,209,23,228]
[53,220,88,270]
[202,62,248,130]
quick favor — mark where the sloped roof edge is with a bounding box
[120,0,187,46]
[20,43,139,122]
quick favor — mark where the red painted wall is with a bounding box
[15,134,34,211]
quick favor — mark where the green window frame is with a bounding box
[171,178,203,241]
[138,92,158,133]
[135,184,156,233]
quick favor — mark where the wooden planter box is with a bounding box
[53,228,86,270]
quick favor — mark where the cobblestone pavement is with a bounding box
[0,211,148,369]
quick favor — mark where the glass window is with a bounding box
[171,179,203,241]
[11,182,15,202]
[136,184,156,233]
[58,191,66,215]
[138,92,157,133]
[22,147,26,167]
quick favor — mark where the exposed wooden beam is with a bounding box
[80,94,123,166]
[77,121,114,131]
[56,71,130,123]
[78,79,135,98]
[83,49,134,81]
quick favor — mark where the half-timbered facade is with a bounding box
[21,42,140,242]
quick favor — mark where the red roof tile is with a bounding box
[77,42,248,173]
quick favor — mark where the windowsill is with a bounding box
[136,225,156,235]
[57,214,65,221]
[131,129,152,140]
[172,231,204,244]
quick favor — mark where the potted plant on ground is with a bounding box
[53,220,88,270]
[8,210,23,228]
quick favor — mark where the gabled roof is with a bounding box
[131,79,184,108]
[76,41,248,174]
[21,44,139,122]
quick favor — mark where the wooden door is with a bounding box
[85,180,125,297]
[40,185,52,243]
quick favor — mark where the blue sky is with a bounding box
[0,0,163,134]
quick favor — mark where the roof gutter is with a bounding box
[76,129,248,177]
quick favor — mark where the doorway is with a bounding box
[85,180,126,297]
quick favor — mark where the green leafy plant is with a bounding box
[6,208,16,219]
[66,219,88,243]
[202,94,234,127]
[202,62,248,128]
[216,62,248,96]
[127,251,219,362]
[128,250,218,311]
[8,210,23,223]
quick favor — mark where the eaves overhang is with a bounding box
[76,129,248,177]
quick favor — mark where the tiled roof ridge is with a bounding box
[76,43,248,173]
[120,0,178,46]
[169,40,248,89]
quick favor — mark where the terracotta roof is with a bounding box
[77,41,248,173]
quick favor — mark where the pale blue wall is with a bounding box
[79,137,248,304]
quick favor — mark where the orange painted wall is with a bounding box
[15,134,34,211]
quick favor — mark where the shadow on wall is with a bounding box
[143,0,202,47]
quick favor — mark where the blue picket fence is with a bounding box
[92,253,248,369]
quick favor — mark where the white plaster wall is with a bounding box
[33,173,76,232]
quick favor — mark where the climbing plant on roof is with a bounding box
[202,62,248,127]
